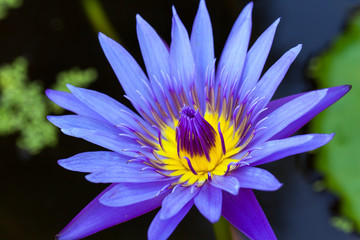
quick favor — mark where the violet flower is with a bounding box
[47,1,350,239]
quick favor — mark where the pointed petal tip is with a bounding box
[196,0,210,18]
[266,18,280,35]
[244,1,254,13]
[209,216,220,224]
[45,89,61,102]
[171,6,181,30]
[308,133,336,147]
[274,17,281,26]
[264,18,280,35]
[57,158,74,171]
[85,173,97,183]
[135,14,144,24]
[57,159,65,167]
[98,32,117,48]
[324,133,335,143]
[246,1,254,8]
[45,88,53,97]
[136,14,155,36]
[205,212,221,224]
[98,32,107,41]
[344,84,352,92]
[270,181,283,191]
[245,3,253,19]
[232,186,239,195]
[285,44,302,58]
[304,133,336,152]
[340,84,352,96]
[294,43,303,52]
[171,6,183,28]
[172,6,178,17]
[46,115,55,122]
[135,14,147,33]
[198,0,207,11]
[328,84,352,98]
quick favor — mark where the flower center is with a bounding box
[176,107,216,161]
[155,105,243,186]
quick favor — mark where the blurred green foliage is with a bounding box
[0,57,97,154]
[331,216,354,234]
[0,0,22,19]
[309,11,360,232]
[80,0,121,44]
[213,216,232,240]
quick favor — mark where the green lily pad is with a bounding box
[309,11,360,232]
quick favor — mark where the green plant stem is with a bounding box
[80,0,122,44]
[213,216,233,240]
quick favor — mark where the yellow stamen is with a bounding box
[154,110,251,186]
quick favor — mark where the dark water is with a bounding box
[1,0,359,239]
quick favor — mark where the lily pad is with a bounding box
[309,11,360,232]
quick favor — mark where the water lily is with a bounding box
[47,1,350,239]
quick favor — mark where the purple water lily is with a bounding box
[47,1,349,239]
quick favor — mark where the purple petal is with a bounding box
[98,33,153,102]
[47,115,120,135]
[239,18,280,98]
[251,86,328,146]
[56,184,165,240]
[170,7,195,100]
[231,167,282,191]
[136,15,174,116]
[148,200,193,240]
[66,84,155,136]
[45,89,104,121]
[85,167,167,183]
[136,14,170,82]
[160,185,199,219]
[246,133,334,166]
[58,151,140,173]
[265,85,351,139]
[222,189,276,240]
[249,44,302,114]
[61,128,139,154]
[191,0,214,69]
[210,175,239,195]
[194,183,222,223]
[216,2,252,86]
[190,0,214,111]
[100,180,174,207]
[99,33,163,123]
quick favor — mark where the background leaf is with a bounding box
[309,11,360,232]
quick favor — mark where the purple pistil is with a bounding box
[176,106,216,161]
